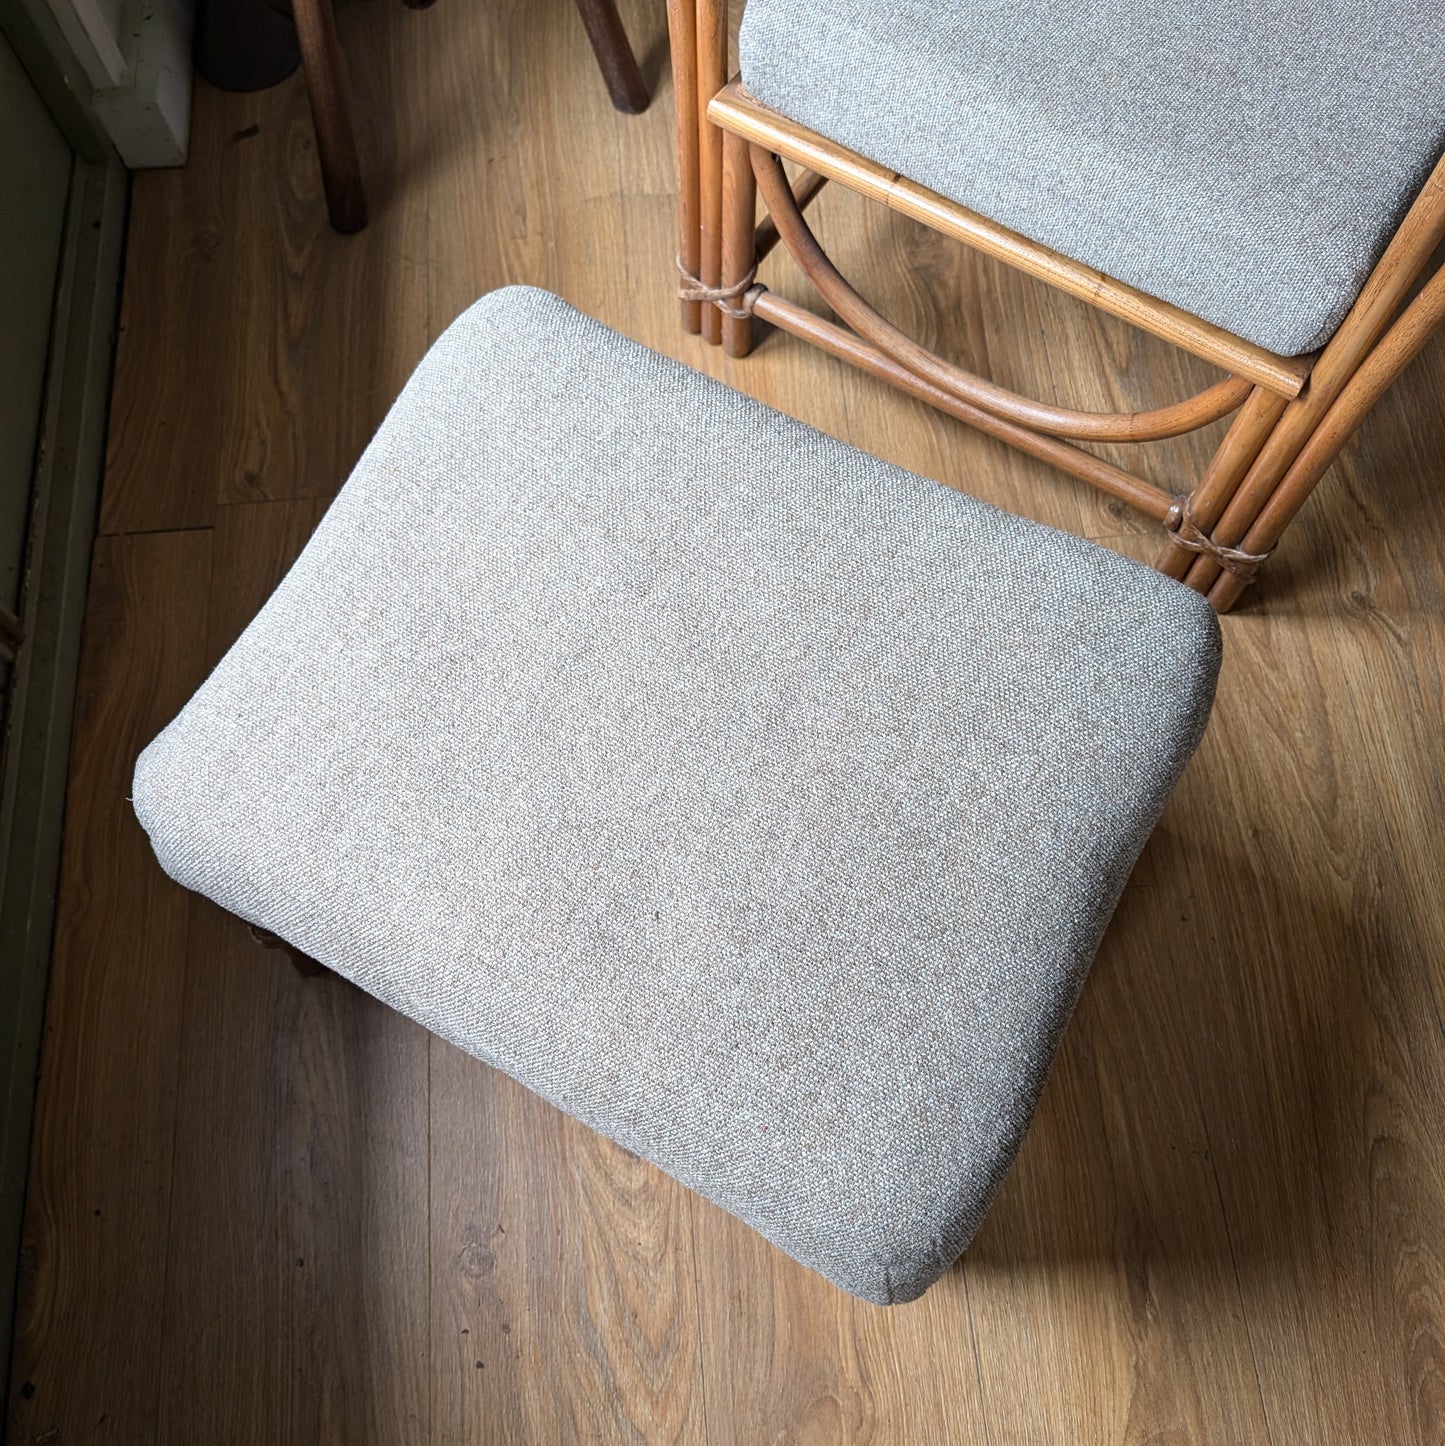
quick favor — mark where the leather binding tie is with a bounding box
[1162,497,1272,581]
[677,257,759,319]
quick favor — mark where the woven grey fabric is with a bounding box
[133,287,1220,1304]
[738,0,1445,356]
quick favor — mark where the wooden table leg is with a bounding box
[573,0,650,114]
[292,0,368,233]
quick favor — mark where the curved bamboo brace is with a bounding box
[750,148,1252,444]
[754,169,828,265]
[752,290,1174,519]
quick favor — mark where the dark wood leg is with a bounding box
[247,925,328,978]
[292,0,368,233]
[573,0,650,114]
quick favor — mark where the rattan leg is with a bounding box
[721,129,758,357]
[1157,386,1286,583]
[1208,263,1445,611]
[1183,158,1445,599]
[695,0,727,345]
[665,0,702,334]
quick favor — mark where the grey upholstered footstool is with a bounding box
[134,286,1221,1304]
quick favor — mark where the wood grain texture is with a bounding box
[7,531,213,1445]
[10,0,1445,1439]
[691,1207,991,1444]
[98,8,429,535]
[429,1046,706,1445]
[154,499,431,1446]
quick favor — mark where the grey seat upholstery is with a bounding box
[739,0,1445,356]
[133,287,1221,1303]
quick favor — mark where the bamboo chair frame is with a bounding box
[665,0,1445,611]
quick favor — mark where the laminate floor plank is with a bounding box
[99,2,430,535]
[7,531,213,1444]
[428,1044,707,1446]
[154,499,432,1446]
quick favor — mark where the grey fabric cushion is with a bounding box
[738,0,1445,356]
[133,286,1221,1304]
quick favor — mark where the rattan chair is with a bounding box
[666,0,1445,611]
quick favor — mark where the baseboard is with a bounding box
[91,0,194,166]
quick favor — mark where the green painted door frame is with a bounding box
[0,1,128,1407]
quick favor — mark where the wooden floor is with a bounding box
[9,0,1445,1440]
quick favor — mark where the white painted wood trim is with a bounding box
[45,0,193,166]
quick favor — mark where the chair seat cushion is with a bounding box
[739,0,1445,356]
[133,287,1220,1304]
